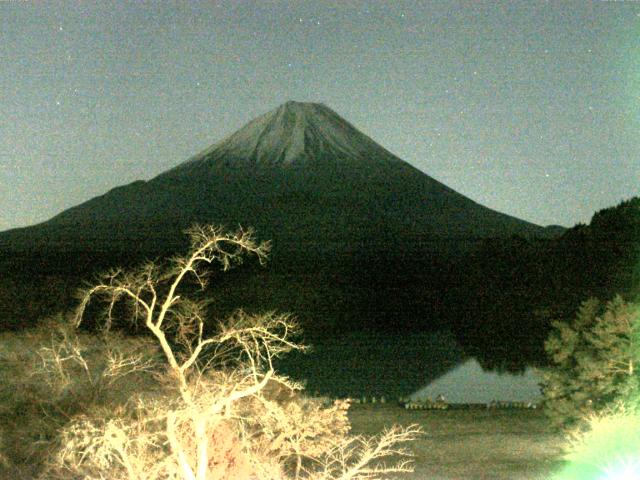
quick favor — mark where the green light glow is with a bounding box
[551,414,640,480]
[602,458,640,480]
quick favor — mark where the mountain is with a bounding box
[0,101,557,334]
[0,101,547,252]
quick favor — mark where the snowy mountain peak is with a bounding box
[181,101,402,169]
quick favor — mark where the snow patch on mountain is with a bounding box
[180,101,403,168]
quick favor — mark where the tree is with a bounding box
[37,225,420,480]
[538,295,640,430]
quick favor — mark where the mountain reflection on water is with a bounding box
[275,330,464,400]
[410,358,542,404]
[275,330,542,402]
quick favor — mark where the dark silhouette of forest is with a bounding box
[455,197,639,370]
[0,197,637,372]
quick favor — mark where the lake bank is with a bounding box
[348,403,566,480]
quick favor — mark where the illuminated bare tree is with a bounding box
[41,225,420,480]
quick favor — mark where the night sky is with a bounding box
[2,1,639,232]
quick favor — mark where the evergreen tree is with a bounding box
[539,296,640,429]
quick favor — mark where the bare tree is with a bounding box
[40,225,420,480]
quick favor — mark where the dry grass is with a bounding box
[348,404,567,480]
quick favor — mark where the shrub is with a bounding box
[0,315,159,477]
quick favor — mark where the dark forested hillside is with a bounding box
[456,197,640,371]
[0,195,636,372]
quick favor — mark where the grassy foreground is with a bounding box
[0,326,567,480]
[348,404,567,480]
[0,320,567,479]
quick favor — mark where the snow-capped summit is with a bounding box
[177,101,402,169]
